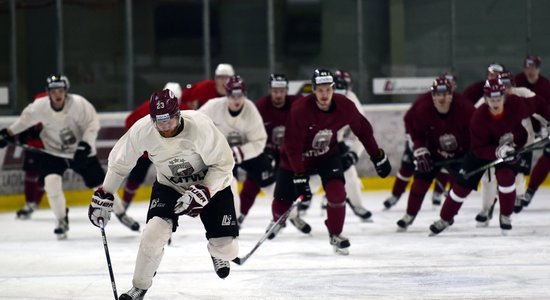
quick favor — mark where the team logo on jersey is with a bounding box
[168,158,195,177]
[304,129,332,157]
[271,126,285,146]
[227,131,243,147]
[499,132,515,146]
[59,127,77,151]
[439,134,458,152]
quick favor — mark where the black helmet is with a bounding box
[269,73,288,88]
[46,74,70,91]
[311,69,334,89]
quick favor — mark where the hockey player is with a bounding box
[269,69,391,255]
[330,73,375,221]
[383,73,456,210]
[462,63,506,104]
[0,74,139,239]
[88,89,238,299]
[395,78,474,231]
[236,74,312,233]
[514,55,550,209]
[181,63,235,109]
[429,79,550,236]
[198,75,283,229]
[121,82,188,209]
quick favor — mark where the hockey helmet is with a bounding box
[46,74,70,91]
[431,78,452,94]
[311,69,334,89]
[483,79,506,98]
[149,89,180,122]
[269,73,289,89]
[224,75,246,97]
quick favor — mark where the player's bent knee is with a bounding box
[44,174,63,197]
[207,236,239,260]
[141,217,172,248]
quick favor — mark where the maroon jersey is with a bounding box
[255,95,301,153]
[181,80,222,108]
[280,93,380,173]
[408,94,474,161]
[404,91,463,134]
[514,73,550,103]
[470,95,550,160]
[462,80,485,104]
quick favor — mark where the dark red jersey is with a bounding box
[280,93,380,173]
[255,95,301,153]
[407,94,474,161]
[514,73,550,103]
[181,80,222,108]
[462,80,485,104]
[470,95,550,160]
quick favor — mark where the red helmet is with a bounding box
[149,89,180,122]
[498,71,514,87]
[483,79,506,98]
[334,69,352,85]
[224,75,246,97]
[431,78,452,94]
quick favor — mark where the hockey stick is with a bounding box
[7,140,50,155]
[99,219,118,300]
[463,136,550,179]
[232,195,304,266]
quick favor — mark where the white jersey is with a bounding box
[199,97,267,161]
[102,110,234,196]
[8,93,99,159]
[337,90,366,155]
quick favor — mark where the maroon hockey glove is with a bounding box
[174,185,211,217]
[371,148,391,178]
[88,187,114,227]
[413,147,434,174]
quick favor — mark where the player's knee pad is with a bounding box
[207,236,239,260]
[44,174,63,199]
[141,217,172,250]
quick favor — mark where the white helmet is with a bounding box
[163,82,182,100]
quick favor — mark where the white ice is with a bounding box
[1,188,550,300]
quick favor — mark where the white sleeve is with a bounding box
[78,97,100,149]
[240,103,267,160]
[8,103,39,135]
[194,115,234,195]
[512,87,536,98]
[102,127,144,194]
[340,93,365,155]
[474,97,485,108]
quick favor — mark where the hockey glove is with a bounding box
[495,143,516,162]
[72,141,91,170]
[0,128,14,149]
[174,184,211,217]
[293,173,312,203]
[413,147,434,174]
[341,151,359,171]
[371,148,391,178]
[88,188,114,227]
[232,146,244,165]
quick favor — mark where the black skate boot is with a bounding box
[289,215,312,234]
[16,202,37,220]
[119,286,147,300]
[499,214,512,235]
[429,218,453,236]
[266,220,285,240]
[54,214,69,240]
[116,212,140,231]
[396,213,416,232]
[329,234,350,255]
[211,256,230,279]
[383,195,399,210]
[346,198,373,222]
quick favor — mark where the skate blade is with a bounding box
[56,233,67,240]
[396,227,407,233]
[333,246,349,256]
[16,214,31,220]
[476,222,489,228]
[359,217,373,223]
[501,229,510,236]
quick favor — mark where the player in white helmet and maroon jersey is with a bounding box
[430,79,550,236]
[269,69,391,255]
[0,74,140,239]
[88,89,238,299]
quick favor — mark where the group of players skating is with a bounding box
[1,56,549,299]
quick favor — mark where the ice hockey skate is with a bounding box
[429,219,453,236]
[329,234,350,255]
[289,215,312,234]
[116,212,140,231]
[211,256,230,279]
[396,213,416,232]
[383,195,399,210]
[16,202,37,220]
[54,215,69,240]
[431,192,443,206]
[475,209,491,227]
[266,220,285,240]
[119,286,147,300]
[499,214,512,235]
[346,198,372,222]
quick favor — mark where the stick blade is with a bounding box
[231,257,242,265]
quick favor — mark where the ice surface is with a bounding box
[1,189,550,299]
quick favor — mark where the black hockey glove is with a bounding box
[0,128,14,149]
[371,148,391,178]
[293,173,312,202]
[413,147,434,174]
[72,141,91,170]
[341,151,359,171]
[174,185,211,217]
[18,124,43,144]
